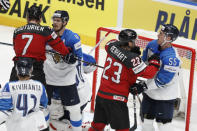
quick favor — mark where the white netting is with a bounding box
[91,27,197,131]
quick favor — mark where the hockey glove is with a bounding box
[148,53,160,68]
[130,81,148,95]
[130,46,141,55]
[0,0,10,10]
[83,64,97,74]
[63,53,77,64]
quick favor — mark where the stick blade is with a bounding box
[129,123,137,131]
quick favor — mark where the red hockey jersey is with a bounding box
[13,23,69,61]
[98,41,159,102]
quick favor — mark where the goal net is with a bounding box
[90,27,197,131]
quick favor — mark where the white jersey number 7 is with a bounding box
[22,35,33,55]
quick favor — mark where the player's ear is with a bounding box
[166,35,172,41]
[63,21,67,26]
[39,17,42,23]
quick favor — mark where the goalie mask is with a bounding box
[16,57,33,77]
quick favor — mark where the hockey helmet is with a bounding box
[52,10,69,22]
[118,29,137,43]
[16,57,33,77]
[161,24,179,42]
[27,5,42,20]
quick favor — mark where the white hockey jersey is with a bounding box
[0,79,48,116]
[44,29,82,86]
[45,45,77,86]
[0,79,48,131]
[142,40,181,100]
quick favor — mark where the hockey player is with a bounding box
[49,53,97,131]
[76,53,97,111]
[44,10,83,131]
[0,57,48,131]
[0,0,10,10]
[130,24,181,131]
[88,29,161,131]
[9,5,72,86]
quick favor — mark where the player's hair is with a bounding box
[161,24,179,42]
[27,5,42,21]
[16,57,33,77]
[52,10,69,22]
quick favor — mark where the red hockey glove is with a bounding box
[148,53,160,69]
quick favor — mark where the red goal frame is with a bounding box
[91,27,196,131]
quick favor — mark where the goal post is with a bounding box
[91,27,196,131]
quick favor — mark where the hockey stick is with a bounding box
[136,93,144,122]
[0,42,105,69]
[130,94,137,131]
[46,50,104,69]
[0,42,13,46]
[0,121,5,126]
[88,31,111,55]
[75,56,104,69]
[135,78,145,122]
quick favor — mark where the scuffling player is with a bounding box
[88,29,161,131]
[130,24,181,131]
[9,5,71,87]
[49,53,97,131]
[0,57,48,131]
[0,0,10,10]
[44,10,83,131]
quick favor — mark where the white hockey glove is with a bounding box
[83,64,97,74]
[0,0,10,10]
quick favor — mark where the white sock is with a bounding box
[72,126,82,131]
[157,122,173,131]
[141,119,155,131]
[66,105,82,131]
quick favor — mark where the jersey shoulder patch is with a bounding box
[63,29,81,46]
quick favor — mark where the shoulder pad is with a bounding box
[147,40,160,53]
[107,41,143,69]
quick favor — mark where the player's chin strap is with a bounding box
[160,35,172,47]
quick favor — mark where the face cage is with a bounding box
[15,66,33,77]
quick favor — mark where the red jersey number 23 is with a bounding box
[102,57,123,84]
